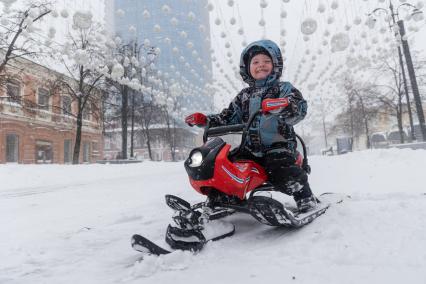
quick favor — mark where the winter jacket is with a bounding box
[208,40,307,157]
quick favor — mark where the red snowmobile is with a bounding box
[132,98,333,255]
[184,97,308,204]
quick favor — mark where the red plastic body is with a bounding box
[188,144,305,200]
[188,145,268,200]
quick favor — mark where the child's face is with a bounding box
[249,54,273,80]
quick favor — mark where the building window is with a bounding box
[6,134,19,163]
[35,140,53,164]
[91,141,100,157]
[64,139,72,163]
[6,80,21,103]
[83,142,90,163]
[62,96,72,116]
[38,88,50,110]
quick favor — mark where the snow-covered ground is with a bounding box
[1,148,426,284]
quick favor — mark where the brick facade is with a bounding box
[0,57,103,164]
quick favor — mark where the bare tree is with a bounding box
[343,75,381,148]
[137,96,155,160]
[161,83,183,162]
[0,0,52,84]
[373,51,409,143]
[55,13,107,164]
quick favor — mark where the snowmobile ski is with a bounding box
[131,220,235,255]
[131,234,171,255]
[248,192,344,228]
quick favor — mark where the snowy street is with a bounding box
[1,148,426,284]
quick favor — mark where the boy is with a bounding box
[185,40,316,212]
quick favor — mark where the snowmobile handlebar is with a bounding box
[203,110,261,143]
[205,124,245,137]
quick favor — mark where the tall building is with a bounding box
[112,0,214,111]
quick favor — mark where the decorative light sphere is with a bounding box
[330,33,350,52]
[230,17,236,25]
[260,0,268,8]
[188,12,196,21]
[354,17,362,25]
[153,24,161,32]
[143,9,150,19]
[161,5,171,14]
[207,2,214,12]
[227,0,234,6]
[301,18,318,35]
[365,17,377,29]
[170,17,178,26]
[280,10,288,18]
[259,18,266,26]
[116,9,125,17]
[215,18,221,25]
[331,1,339,9]
[59,9,69,18]
[317,3,326,13]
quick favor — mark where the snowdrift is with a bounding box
[1,148,425,284]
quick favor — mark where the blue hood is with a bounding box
[239,40,284,87]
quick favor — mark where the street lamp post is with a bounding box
[369,0,426,141]
[389,1,416,141]
[397,18,426,141]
